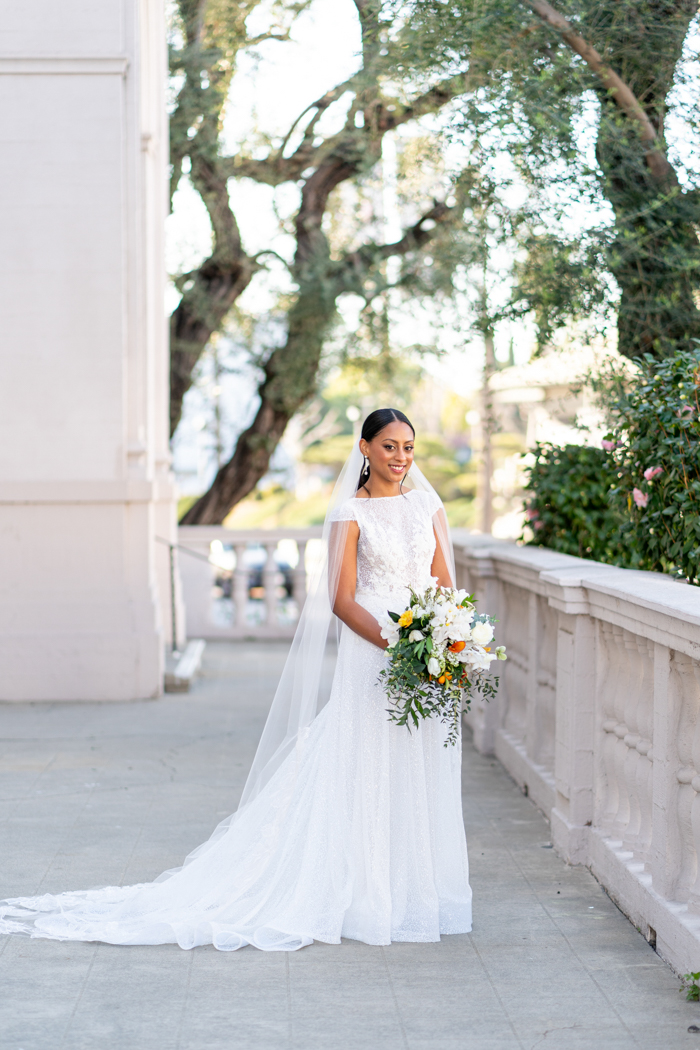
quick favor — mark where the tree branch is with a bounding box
[336,200,456,294]
[526,0,676,183]
[221,71,469,188]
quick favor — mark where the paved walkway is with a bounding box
[1,641,698,1050]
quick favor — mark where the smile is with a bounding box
[389,465,406,473]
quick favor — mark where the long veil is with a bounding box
[153,440,455,876]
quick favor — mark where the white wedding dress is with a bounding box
[0,488,472,951]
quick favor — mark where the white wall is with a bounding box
[0,0,178,699]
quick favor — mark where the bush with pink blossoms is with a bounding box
[522,443,629,563]
[523,346,700,583]
[604,347,700,584]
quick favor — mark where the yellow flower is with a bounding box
[398,610,413,628]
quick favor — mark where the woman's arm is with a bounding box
[331,520,388,650]
[430,506,454,587]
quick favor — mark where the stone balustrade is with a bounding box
[177,526,322,640]
[453,533,700,974]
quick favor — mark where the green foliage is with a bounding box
[604,346,700,583]
[406,0,700,360]
[523,346,700,583]
[681,973,700,1001]
[511,232,612,354]
[522,443,631,563]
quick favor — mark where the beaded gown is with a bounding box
[0,489,472,951]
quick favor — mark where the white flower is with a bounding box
[464,647,495,672]
[432,624,450,644]
[408,630,424,642]
[470,621,494,646]
[452,607,474,630]
[427,656,441,676]
[378,614,400,648]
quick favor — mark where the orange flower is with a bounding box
[398,610,413,628]
[449,640,466,653]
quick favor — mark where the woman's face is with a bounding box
[360,421,415,485]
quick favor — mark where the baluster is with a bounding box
[686,660,700,912]
[263,542,278,626]
[610,627,631,839]
[598,623,619,831]
[622,634,645,853]
[631,639,654,862]
[233,543,248,628]
[674,650,697,901]
[292,540,308,615]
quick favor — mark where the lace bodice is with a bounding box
[331,489,441,599]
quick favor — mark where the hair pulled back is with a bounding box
[357,407,415,491]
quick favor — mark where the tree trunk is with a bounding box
[179,277,337,524]
[169,262,255,438]
[528,0,700,361]
[589,0,700,360]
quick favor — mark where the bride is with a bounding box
[0,408,472,952]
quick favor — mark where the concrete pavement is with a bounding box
[0,641,697,1050]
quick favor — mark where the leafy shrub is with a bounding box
[522,346,700,583]
[606,348,700,584]
[522,443,631,564]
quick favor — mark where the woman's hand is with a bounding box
[330,520,388,650]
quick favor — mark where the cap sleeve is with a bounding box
[329,499,358,523]
[423,489,443,517]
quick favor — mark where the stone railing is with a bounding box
[177,526,322,640]
[453,534,700,975]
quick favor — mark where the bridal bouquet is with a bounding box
[378,583,506,746]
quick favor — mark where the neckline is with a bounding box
[353,490,414,502]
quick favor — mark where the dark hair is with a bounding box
[357,408,415,491]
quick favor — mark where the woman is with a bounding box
[0,408,472,951]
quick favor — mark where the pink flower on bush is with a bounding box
[643,466,663,481]
[601,439,616,451]
[677,404,695,418]
[632,487,649,509]
[525,507,539,521]
[534,520,545,530]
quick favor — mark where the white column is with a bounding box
[263,543,279,626]
[0,0,172,699]
[233,544,249,628]
[293,541,308,611]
